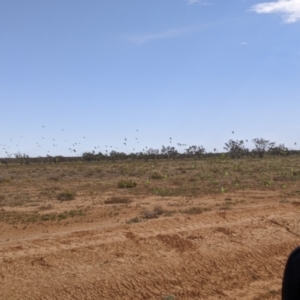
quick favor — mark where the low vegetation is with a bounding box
[57,190,76,201]
[151,172,163,179]
[0,209,85,225]
[117,180,137,188]
[104,196,132,204]
[0,154,300,228]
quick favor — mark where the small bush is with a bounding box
[58,213,67,220]
[153,205,164,215]
[151,172,163,180]
[142,206,165,219]
[117,180,137,188]
[57,190,76,201]
[126,217,140,224]
[104,197,132,204]
[40,214,56,221]
[143,210,159,219]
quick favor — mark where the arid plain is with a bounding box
[1,156,300,299]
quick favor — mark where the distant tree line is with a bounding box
[0,138,296,166]
[81,138,291,162]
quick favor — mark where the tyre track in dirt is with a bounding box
[1,203,300,299]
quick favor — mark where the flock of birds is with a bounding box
[0,128,298,159]
[1,127,181,158]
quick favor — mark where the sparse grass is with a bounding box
[3,156,300,197]
[57,190,76,201]
[0,209,85,224]
[1,156,300,225]
[0,193,32,207]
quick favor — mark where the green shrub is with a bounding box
[117,180,137,188]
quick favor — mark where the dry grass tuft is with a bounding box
[181,206,210,215]
[104,196,132,204]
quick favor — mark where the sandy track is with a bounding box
[1,203,300,299]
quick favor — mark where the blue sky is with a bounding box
[1,0,300,157]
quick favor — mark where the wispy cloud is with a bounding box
[125,27,201,45]
[251,0,300,23]
[184,0,211,5]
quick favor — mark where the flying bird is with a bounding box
[232,131,234,134]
